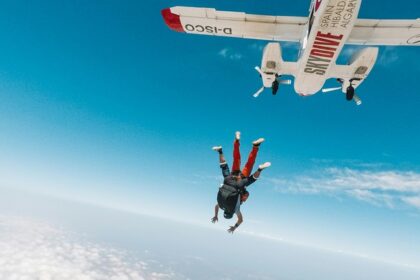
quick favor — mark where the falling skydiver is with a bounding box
[211,131,271,233]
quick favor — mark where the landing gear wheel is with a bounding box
[346,85,355,101]
[272,80,279,95]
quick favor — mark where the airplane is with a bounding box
[161,0,420,105]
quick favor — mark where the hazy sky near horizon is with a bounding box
[1,189,420,280]
[0,0,419,270]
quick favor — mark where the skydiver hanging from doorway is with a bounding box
[211,131,271,233]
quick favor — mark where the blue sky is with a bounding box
[0,0,419,269]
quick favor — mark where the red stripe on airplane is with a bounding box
[161,8,185,32]
[315,0,323,12]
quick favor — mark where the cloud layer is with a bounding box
[0,216,171,280]
[218,48,243,60]
[269,167,420,210]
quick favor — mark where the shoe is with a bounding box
[252,138,265,146]
[258,162,271,170]
[235,131,241,141]
[212,146,222,152]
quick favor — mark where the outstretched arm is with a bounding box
[211,204,219,223]
[228,211,243,233]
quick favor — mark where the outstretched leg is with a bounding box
[241,138,264,177]
[232,131,241,172]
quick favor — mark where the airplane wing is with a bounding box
[161,7,307,42]
[162,7,420,46]
[347,19,420,46]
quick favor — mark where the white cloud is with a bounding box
[268,168,420,210]
[339,46,398,67]
[346,189,395,208]
[218,48,229,57]
[249,43,264,51]
[340,46,364,60]
[218,48,243,60]
[378,46,399,66]
[0,216,170,280]
[402,196,420,209]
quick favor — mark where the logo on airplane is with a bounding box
[407,34,420,45]
[304,31,344,76]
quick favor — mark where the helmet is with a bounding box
[224,211,234,219]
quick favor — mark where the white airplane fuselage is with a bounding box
[294,0,362,95]
[162,0,419,100]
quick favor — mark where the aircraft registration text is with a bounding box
[184,24,232,35]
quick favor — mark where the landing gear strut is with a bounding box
[346,85,355,101]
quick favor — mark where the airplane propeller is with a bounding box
[253,87,265,98]
[322,86,362,105]
[352,94,362,105]
[279,79,292,85]
[322,87,342,93]
[254,66,264,76]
